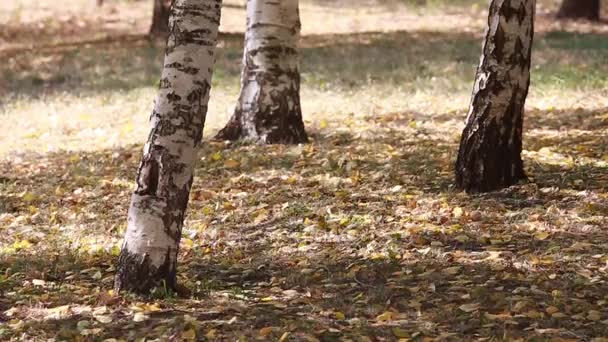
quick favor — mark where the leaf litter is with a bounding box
[1,105,608,340]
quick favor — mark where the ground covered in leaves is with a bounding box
[2,0,608,341]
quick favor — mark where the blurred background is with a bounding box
[0,0,607,156]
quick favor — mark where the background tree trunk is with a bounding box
[455,0,535,193]
[215,0,308,144]
[150,0,173,37]
[115,0,222,294]
[557,0,600,21]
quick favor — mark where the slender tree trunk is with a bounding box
[557,0,600,21]
[150,0,173,37]
[455,0,535,193]
[215,0,308,144]
[115,0,222,294]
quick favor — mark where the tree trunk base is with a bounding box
[114,246,176,294]
[455,160,528,194]
[215,114,308,144]
[215,93,308,145]
[455,119,528,194]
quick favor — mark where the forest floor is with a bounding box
[2,0,608,340]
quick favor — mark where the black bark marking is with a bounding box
[165,62,199,75]
[136,157,160,196]
[115,245,176,294]
[167,92,182,102]
[494,24,506,64]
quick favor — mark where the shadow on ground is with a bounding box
[2,29,607,103]
[1,104,608,339]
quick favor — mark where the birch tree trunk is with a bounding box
[557,0,600,21]
[215,0,308,144]
[150,0,173,37]
[115,0,222,294]
[455,0,535,193]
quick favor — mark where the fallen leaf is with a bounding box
[259,327,273,337]
[376,311,395,321]
[459,303,480,313]
[181,328,196,340]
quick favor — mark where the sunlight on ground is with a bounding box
[1,0,608,340]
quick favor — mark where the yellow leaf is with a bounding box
[452,207,464,219]
[319,119,328,129]
[143,303,161,312]
[455,235,469,243]
[259,327,273,337]
[13,240,32,250]
[182,238,194,249]
[22,192,39,203]
[253,209,269,224]
[376,311,394,321]
[181,328,196,340]
[121,122,134,134]
[525,310,542,319]
[205,329,217,339]
[211,151,222,161]
[279,332,290,342]
[260,296,274,302]
[392,327,409,338]
[78,113,92,121]
[534,232,550,241]
[334,311,345,320]
[546,306,559,315]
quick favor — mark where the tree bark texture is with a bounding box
[215,0,308,144]
[557,0,600,21]
[150,0,174,37]
[455,0,535,193]
[115,0,222,294]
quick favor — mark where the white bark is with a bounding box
[115,0,222,293]
[464,0,535,131]
[216,0,307,144]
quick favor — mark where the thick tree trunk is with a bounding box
[115,0,222,294]
[150,0,173,37]
[557,0,600,21]
[215,0,308,144]
[455,0,535,193]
